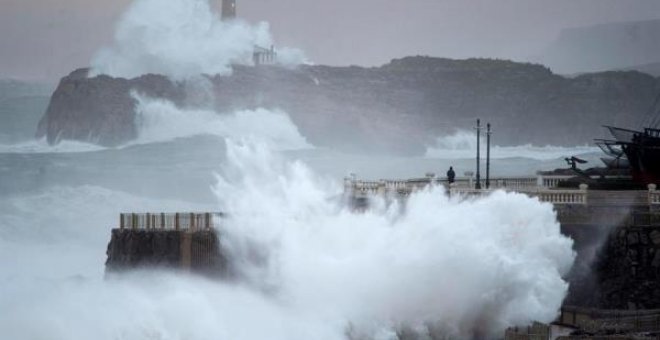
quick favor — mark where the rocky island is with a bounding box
[38,57,660,154]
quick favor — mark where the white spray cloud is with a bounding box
[90,0,306,80]
[213,139,576,338]
[0,140,575,339]
[131,93,313,150]
[426,130,599,160]
[0,187,339,340]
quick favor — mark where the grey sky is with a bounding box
[2,0,660,82]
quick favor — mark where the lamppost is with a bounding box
[486,123,491,189]
[475,119,481,189]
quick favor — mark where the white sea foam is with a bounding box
[212,140,575,338]
[426,130,600,160]
[130,93,313,150]
[0,138,106,154]
[0,141,575,339]
[2,95,313,153]
[89,0,306,80]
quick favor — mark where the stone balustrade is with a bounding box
[535,187,589,205]
[538,175,574,188]
[449,185,589,205]
[346,174,574,193]
[119,212,221,231]
[344,173,594,205]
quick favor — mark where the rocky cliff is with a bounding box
[37,57,660,154]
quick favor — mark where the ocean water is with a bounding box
[0,0,585,338]
[0,99,585,339]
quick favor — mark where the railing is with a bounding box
[119,212,221,231]
[448,187,588,205]
[489,177,540,190]
[448,188,491,198]
[345,174,660,207]
[536,189,588,205]
[346,174,589,205]
[345,174,570,194]
[537,175,573,188]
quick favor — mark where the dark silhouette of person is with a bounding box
[447,166,456,184]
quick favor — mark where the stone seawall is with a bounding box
[556,202,660,310]
[597,225,660,309]
[105,229,226,275]
[553,204,657,309]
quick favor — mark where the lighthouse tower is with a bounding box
[221,0,236,20]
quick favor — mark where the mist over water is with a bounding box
[132,94,313,150]
[426,130,599,160]
[0,138,106,154]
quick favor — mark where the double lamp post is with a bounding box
[474,119,492,190]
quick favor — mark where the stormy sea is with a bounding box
[0,0,603,339]
[0,100,599,339]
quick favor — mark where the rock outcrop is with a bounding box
[38,57,660,154]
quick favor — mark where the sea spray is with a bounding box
[131,93,313,150]
[426,130,599,160]
[0,139,575,339]
[89,0,305,79]
[213,139,576,338]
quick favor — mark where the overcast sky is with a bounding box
[2,0,660,82]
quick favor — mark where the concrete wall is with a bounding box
[105,229,226,276]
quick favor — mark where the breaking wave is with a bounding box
[0,141,576,340]
[131,94,313,150]
[0,138,106,154]
[425,130,599,160]
[90,0,306,80]
[213,140,575,338]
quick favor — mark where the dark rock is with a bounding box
[37,57,660,155]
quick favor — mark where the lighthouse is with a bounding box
[221,0,236,20]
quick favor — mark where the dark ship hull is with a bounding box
[607,126,660,184]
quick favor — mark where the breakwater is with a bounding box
[105,213,226,275]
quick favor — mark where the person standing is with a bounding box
[446,166,456,184]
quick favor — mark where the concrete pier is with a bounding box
[105,212,226,275]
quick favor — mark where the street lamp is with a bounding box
[475,119,481,189]
[486,123,492,189]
